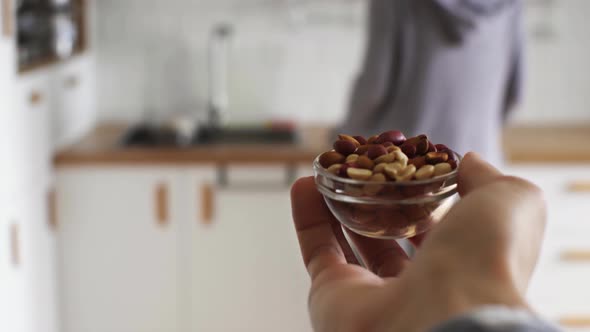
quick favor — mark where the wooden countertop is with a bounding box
[54,123,590,167]
[54,123,330,166]
[502,125,590,163]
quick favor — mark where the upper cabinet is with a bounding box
[17,0,87,73]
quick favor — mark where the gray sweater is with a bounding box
[341,0,523,165]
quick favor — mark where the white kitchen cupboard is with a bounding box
[57,168,187,332]
[188,166,312,332]
[504,164,590,331]
[56,165,313,332]
[52,55,97,148]
[16,71,54,190]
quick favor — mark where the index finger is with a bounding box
[291,177,349,279]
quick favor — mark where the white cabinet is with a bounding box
[16,72,54,190]
[52,55,96,148]
[189,166,311,332]
[504,164,590,330]
[57,168,185,332]
[56,165,312,332]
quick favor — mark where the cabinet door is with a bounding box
[188,166,312,332]
[53,55,96,148]
[57,168,183,332]
[16,72,53,190]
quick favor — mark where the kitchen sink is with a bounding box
[120,124,298,147]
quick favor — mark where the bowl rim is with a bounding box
[313,152,462,187]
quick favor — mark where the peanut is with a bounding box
[347,168,373,180]
[367,135,379,144]
[387,145,401,153]
[425,152,449,164]
[356,156,375,170]
[434,163,452,176]
[367,145,388,159]
[327,164,342,175]
[374,152,396,164]
[448,160,458,170]
[376,130,406,146]
[393,151,408,166]
[394,165,416,182]
[428,141,437,153]
[384,163,404,179]
[353,135,368,145]
[415,165,435,180]
[319,151,345,168]
[435,144,448,151]
[401,144,416,158]
[345,154,359,163]
[373,163,388,174]
[333,140,357,156]
[364,173,386,195]
[355,144,370,155]
[409,156,426,169]
[338,134,361,147]
[401,135,429,155]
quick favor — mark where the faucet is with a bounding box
[207,23,234,129]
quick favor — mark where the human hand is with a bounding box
[290,152,546,332]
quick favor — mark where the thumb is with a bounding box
[457,152,503,197]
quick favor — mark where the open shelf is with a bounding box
[17,0,87,74]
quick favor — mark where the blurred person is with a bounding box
[340,0,523,165]
[291,153,557,332]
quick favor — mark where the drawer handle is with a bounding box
[567,180,590,193]
[155,183,169,226]
[560,249,590,262]
[30,90,43,106]
[48,189,58,230]
[559,316,590,328]
[10,223,19,267]
[200,183,215,225]
[1,0,12,37]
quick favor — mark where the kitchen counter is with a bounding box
[54,123,331,166]
[54,123,590,167]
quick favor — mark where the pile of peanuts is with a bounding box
[318,131,457,182]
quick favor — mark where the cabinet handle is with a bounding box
[567,180,590,193]
[560,249,590,262]
[48,189,58,230]
[200,183,215,225]
[30,90,43,106]
[64,75,79,89]
[1,0,12,37]
[10,223,19,267]
[155,183,169,226]
[559,316,590,328]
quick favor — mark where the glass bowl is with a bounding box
[314,153,461,240]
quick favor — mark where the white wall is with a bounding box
[512,0,590,125]
[94,0,590,126]
[94,0,366,125]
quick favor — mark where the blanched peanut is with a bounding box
[347,168,373,180]
[373,163,388,174]
[345,154,359,163]
[415,165,435,180]
[394,165,416,182]
[387,145,401,153]
[374,152,395,164]
[433,162,453,176]
[384,163,404,179]
[393,151,408,167]
[327,164,342,175]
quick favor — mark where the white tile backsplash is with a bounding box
[95,0,366,125]
[94,0,590,126]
